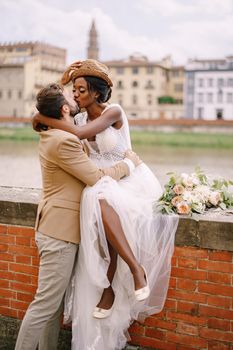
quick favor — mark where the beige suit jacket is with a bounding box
[35,129,129,244]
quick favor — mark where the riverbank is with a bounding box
[0,126,233,149]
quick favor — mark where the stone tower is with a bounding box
[87,19,99,60]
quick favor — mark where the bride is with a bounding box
[34,59,179,350]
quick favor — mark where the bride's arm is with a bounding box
[32,106,123,140]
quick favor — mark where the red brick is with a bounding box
[0,280,9,288]
[14,273,31,284]
[208,341,232,350]
[168,289,207,303]
[208,318,231,331]
[178,257,197,269]
[0,297,10,307]
[17,310,26,320]
[208,271,231,285]
[144,317,177,331]
[207,295,231,309]
[30,275,38,286]
[145,327,165,339]
[0,306,18,318]
[167,311,207,326]
[128,322,145,335]
[0,235,15,244]
[171,256,177,267]
[171,267,207,280]
[8,226,34,237]
[0,261,8,270]
[176,323,198,336]
[177,279,196,291]
[15,255,31,264]
[166,331,207,347]
[16,236,31,246]
[8,245,38,257]
[0,253,14,261]
[0,270,15,280]
[9,263,38,276]
[169,277,176,288]
[199,305,233,320]
[177,301,199,316]
[177,347,198,350]
[173,247,208,259]
[32,257,39,266]
[198,260,233,273]
[0,288,16,299]
[10,281,37,294]
[0,225,7,234]
[11,299,29,311]
[199,327,233,342]
[17,292,34,303]
[129,334,176,350]
[198,282,233,297]
[164,298,177,310]
[209,251,232,262]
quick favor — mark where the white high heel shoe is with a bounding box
[92,305,114,319]
[134,265,150,302]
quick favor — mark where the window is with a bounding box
[198,78,204,87]
[172,70,179,77]
[116,81,124,89]
[207,93,213,103]
[18,90,22,99]
[174,84,183,92]
[217,78,224,87]
[216,109,223,120]
[227,93,233,103]
[132,94,138,105]
[198,93,203,103]
[217,91,223,103]
[116,67,124,74]
[208,78,213,87]
[227,78,233,87]
[8,90,12,99]
[117,94,123,105]
[0,91,2,99]
[147,94,152,105]
[147,66,153,74]
[197,107,203,119]
[145,80,154,89]
[132,67,139,74]
[132,81,138,88]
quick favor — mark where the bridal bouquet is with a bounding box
[157,167,233,215]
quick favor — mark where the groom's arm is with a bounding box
[57,135,135,186]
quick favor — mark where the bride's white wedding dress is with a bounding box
[64,104,179,350]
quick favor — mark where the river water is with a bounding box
[0,140,232,189]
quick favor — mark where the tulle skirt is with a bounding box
[64,163,179,350]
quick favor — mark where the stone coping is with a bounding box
[0,186,232,252]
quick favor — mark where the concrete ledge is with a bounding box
[0,186,233,252]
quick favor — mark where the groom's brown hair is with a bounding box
[36,83,67,119]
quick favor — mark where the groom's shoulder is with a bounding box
[40,129,82,148]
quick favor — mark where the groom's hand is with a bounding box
[124,150,142,167]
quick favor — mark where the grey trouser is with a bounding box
[15,232,78,350]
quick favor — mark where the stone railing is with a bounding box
[0,187,232,350]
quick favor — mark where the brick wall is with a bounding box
[0,223,232,349]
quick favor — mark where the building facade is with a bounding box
[104,54,184,119]
[0,42,66,117]
[184,57,233,120]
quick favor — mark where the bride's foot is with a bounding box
[93,286,115,319]
[133,265,150,301]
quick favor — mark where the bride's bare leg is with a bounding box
[96,241,117,310]
[98,199,146,309]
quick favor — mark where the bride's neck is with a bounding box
[86,104,106,121]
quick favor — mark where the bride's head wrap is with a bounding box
[61,59,113,87]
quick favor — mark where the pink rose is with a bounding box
[171,196,183,207]
[173,184,185,195]
[177,202,191,215]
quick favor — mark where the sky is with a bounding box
[0,0,233,65]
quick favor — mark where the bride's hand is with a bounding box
[124,149,142,167]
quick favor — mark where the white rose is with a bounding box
[209,191,221,206]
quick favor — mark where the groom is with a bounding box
[14,83,140,350]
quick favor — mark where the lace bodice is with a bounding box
[74,104,131,167]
